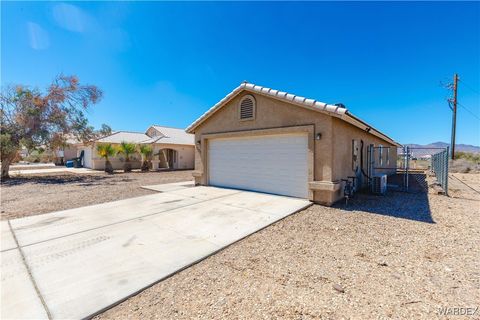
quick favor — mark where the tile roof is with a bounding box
[150,126,194,145]
[97,131,152,144]
[95,126,194,146]
[186,82,400,146]
[186,82,347,133]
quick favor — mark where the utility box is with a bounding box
[372,174,387,195]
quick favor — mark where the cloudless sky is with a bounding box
[2,1,479,145]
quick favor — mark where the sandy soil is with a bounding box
[0,170,193,220]
[95,174,480,320]
[448,172,480,202]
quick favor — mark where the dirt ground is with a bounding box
[94,173,480,320]
[448,172,480,202]
[2,170,479,318]
[0,170,193,220]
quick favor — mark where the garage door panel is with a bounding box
[208,134,308,198]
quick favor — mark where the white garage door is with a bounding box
[208,134,309,198]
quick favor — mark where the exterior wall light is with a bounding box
[316,133,322,140]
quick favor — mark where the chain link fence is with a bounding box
[367,145,449,195]
[430,147,449,195]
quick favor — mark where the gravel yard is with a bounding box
[1,170,193,220]
[95,173,480,320]
[449,172,480,202]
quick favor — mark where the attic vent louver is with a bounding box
[239,95,255,120]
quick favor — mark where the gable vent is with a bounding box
[239,95,255,120]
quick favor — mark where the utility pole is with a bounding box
[450,73,459,160]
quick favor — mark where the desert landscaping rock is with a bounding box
[95,173,480,320]
[1,171,193,220]
[2,171,478,319]
[333,284,345,293]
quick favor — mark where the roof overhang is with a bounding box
[186,82,401,147]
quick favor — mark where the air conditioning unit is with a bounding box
[371,174,387,195]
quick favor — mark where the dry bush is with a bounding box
[450,158,480,173]
[39,152,55,163]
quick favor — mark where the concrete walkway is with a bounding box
[1,185,311,319]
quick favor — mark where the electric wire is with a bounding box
[457,102,480,121]
[459,79,480,95]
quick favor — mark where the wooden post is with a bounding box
[451,73,458,160]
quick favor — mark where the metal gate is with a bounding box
[367,145,449,195]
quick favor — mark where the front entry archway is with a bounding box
[158,148,178,169]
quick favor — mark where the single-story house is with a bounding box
[53,135,80,165]
[73,125,194,170]
[186,82,400,205]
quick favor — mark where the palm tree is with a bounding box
[116,141,137,172]
[96,143,116,174]
[139,144,153,172]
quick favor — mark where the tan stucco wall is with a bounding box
[85,143,194,170]
[91,158,142,170]
[63,146,78,161]
[152,144,195,170]
[192,91,397,205]
[146,127,161,137]
[88,143,141,170]
[193,92,333,184]
[330,118,398,203]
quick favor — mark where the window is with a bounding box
[386,148,390,166]
[239,95,255,120]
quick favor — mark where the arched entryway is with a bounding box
[158,148,178,169]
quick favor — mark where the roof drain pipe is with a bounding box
[360,139,370,182]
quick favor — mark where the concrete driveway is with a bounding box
[1,184,310,319]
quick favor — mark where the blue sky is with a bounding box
[2,1,479,145]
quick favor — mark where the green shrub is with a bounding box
[455,152,480,163]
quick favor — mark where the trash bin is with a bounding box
[73,159,82,168]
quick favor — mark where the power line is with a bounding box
[458,101,480,121]
[459,79,480,95]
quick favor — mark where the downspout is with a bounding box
[360,140,370,181]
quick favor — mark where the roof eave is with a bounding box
[186,84,244,133]
[186,82,400,147]
[186,84,344,133]
[343,111,402,147]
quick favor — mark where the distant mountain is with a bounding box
[404,142,480,154]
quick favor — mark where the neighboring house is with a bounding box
[54,136,80,165]
[74,125,194,170]
[186,82,401,205]
[19,147,29,158]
